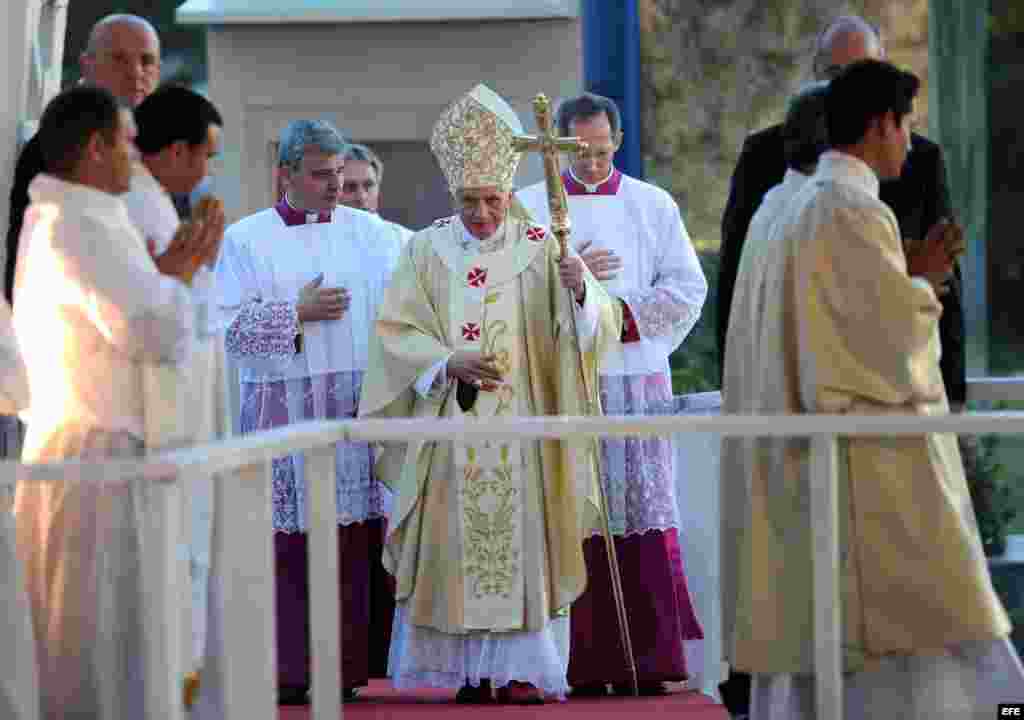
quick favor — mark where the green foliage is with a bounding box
[670,249,720,394]
[962,430,1019,557]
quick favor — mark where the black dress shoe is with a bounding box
[278,685,309,705]
[569,683,608,697]
[455,679,494,704]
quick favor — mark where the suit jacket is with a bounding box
[6,133,44,303]
[717,124,964,404]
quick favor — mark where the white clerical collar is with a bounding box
[815,151,880,197]
[29,173,124,214]
[568,165,616,194]
[459,218,508,254]
[285,193,332,224]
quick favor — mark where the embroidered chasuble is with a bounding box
[360,214,620,636]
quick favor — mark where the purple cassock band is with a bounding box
[562,167,623,196]
[274,197,332,226]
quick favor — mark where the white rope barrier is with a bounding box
[3,410,1024,488]
[4,378,1022,720]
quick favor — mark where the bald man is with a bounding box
[716,15,963,412]
[5,13,160,303]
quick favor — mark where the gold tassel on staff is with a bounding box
[513,93,638,698]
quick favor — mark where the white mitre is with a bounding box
[430,84,525,195]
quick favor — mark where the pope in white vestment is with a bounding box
[360,84,621,703]
[722,147,1024,718]
[215,139,402,699]
[518,94,707,694]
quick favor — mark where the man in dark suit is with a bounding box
[715,15,964,719]
[717,16,963,410]
[5,13,161,303]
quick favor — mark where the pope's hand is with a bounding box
[297,274,350,322]
[447,351,503,391]
[559,255,587,302]
[577,239,622,281]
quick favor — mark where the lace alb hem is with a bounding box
[388,604,570,699]
[598,373,680,534]
[391,671,568,700]
[586,522,682,539]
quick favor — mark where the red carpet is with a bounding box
[279,680,728,718]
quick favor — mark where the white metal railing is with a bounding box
[2,376,1023,720]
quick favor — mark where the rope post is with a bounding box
[200,460,277,720]
[810,434,842,720]
[306,446,343,719]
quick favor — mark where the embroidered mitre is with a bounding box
[430,84,524,195]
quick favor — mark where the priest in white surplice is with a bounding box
[13,87,206,720]
[722,60,1023,719]
[215,120,401,704]
[0,297,34,720]
[518,92,708,696]
[120,84,228,700]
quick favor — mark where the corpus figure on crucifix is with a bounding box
[360,83,621,705]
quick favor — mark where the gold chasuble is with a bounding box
[360,213,619,635]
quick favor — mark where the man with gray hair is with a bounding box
[215,119,401,705]
[717,15,964,414]
[340,142,413,247]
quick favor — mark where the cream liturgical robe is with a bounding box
[721,151,1011,680]
[360,214,620,691]
[13,173,194,720]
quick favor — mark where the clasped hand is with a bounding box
[447,351,503,392]
[152,200,226,282]
[297,274,350,323]
[906,217,963,296]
